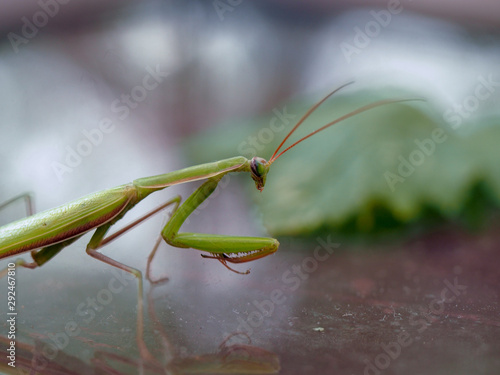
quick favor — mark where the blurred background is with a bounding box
[0,1,499,374]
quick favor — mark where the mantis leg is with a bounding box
[83,196,181,364]
[85,225,155,364]
[146,234,170,284]
[162,177,279,274]
[0,192,35,217]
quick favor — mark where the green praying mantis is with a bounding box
[0,82,419,361]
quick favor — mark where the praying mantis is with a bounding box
[0,82,419,362]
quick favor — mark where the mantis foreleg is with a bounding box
[161,176,279,274]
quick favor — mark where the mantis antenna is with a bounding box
[267,83,423,166]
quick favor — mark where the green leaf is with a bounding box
[185,89,500,237]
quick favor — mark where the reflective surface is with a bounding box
[2,219,499,374]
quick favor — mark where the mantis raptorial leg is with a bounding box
[0,81,421,362]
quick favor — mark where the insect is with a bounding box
[0,82,419,361]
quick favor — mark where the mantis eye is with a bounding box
[250,157,267,177]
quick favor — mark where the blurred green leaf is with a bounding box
[185,89,500,237]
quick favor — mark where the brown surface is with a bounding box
[4,221,499,374]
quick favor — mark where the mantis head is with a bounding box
[250,157,269,192]
[249,81,423,192]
